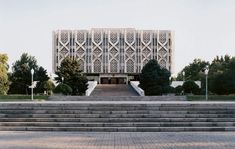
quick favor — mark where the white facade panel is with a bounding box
[53,28,174,75]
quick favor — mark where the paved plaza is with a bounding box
[0,132,235,149]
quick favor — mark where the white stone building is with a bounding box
[53,28,174,84]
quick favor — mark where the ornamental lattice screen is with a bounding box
[58,31,70,65]
[92,31,103,73]
[53,29,174,74]
[124,30,136,73]
[74,31,86,72]
[108,31,120,73]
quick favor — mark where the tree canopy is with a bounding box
[53,83,72,95]
[176,55,235,95]
[209,55,235,95]
[9,53,49,94]
[139,59,171,95]
[0,53,10,95]
[35,66,50,93]
[40,80,55,95]
[55,57,88,95]
[176,59,209,81]
[182,80,200,94]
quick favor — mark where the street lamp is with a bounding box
[62,77,64,83]
[204,66,209,101]
[31,69,34,101]
[182,71,185,82]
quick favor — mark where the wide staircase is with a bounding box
[90,84,139,96]
[0,100,235,131]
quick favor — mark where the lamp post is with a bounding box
[31,69,34,101]
[204,66,209,101]
[182,71,185,82]
[62,77,64,84]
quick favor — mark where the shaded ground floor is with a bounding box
[0,132,234,149]
[86,73,139,84]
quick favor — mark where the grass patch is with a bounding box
[0,95,48,102]
[187,95,235,101]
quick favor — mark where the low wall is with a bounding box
[130,81,145,96]
[85,81,98,96]
[171,81,201,88]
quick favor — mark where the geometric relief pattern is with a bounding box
[108,31,119,73]
[143,59,149,67]
[75,31,86,72]
[93,59,101,73]
[159,59,166,68]
[53,29,173,73]
[157,32,169,69]
[78,59,85,71]
[110,59,118,73]
[159,33,167,43]
[58,31,70,66]
[92,31,103,73]
[126,59,134,73]
[141,31,152,68]
[124,30,135,73]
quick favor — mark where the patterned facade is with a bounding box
[53,28,174,84]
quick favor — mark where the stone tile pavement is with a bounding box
[0,132,235,149]
[2,101,235,104]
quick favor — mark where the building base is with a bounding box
[86,74,139,84]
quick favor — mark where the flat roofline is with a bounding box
[53,28,174,32]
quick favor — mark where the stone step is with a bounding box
[1,117,234,123]
[90,85,140,97]
[2,102,233,107]
[1,106,235,111]
[1,110,234,114]
[1,113,235,119]
[1,122,235,127]
[0,126,234,132]
[1,102,235,131]
[0,102,234,106]
[1,117,235,122]
[1,100,232,104]
[48,96,187,101]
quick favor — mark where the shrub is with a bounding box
[139,59,171,96]
[53,83,72,95]
[182,80,200,95]
[55,57,88,95]
[175,85,183,95]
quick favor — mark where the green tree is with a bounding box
[9,53,49,94]
[176,59,209,81]
[139,59,171,95]
[35,67,50,93]
[175,85,183,95]
[209,56,235,94]
[0,53,10,95]
[40,80,55,95]
[53,83,72,95]
[176,59,209,95]
[55,57,88,95]
[182,80,200,94]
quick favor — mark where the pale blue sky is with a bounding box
[0,0,235,75]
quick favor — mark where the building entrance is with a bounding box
[101,77,126,84]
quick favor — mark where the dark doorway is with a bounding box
[101,77,126,84]
[101,78,109,84]
[110,78,117,84]
[118,78,125,84]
